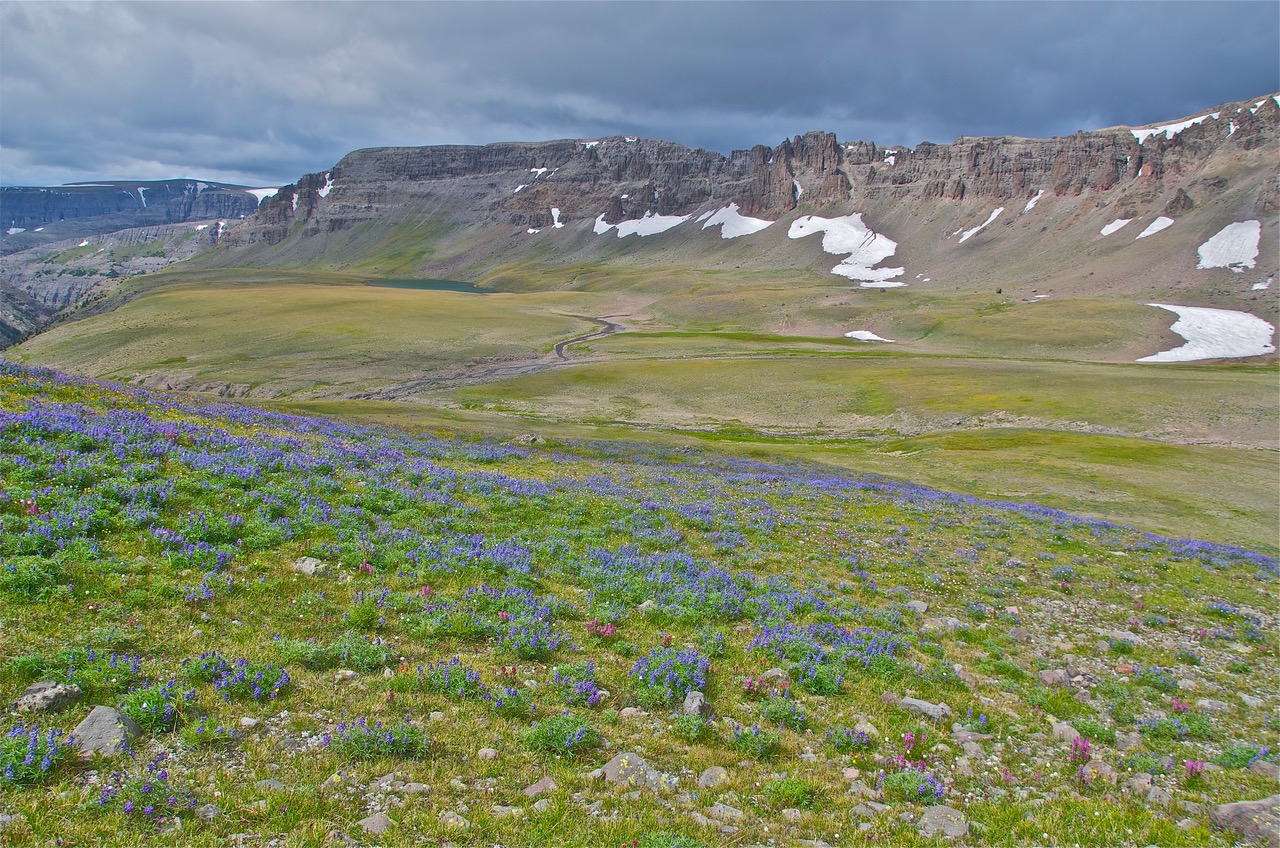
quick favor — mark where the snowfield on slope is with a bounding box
[1196,221,1261,272]
[594,212,689,238]
[1138,305,1275,362]
[788,213,904,284]
[1131,112,1220,143]
[958,208,1003,243]
[844,330,895,342]
[1100,218,1131,236]
[701,203,773,239]
[1136,217,1174,239]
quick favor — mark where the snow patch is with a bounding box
[6,227,25,235]
[317,173,334,198]
[1138,304,1275,362]
[793,179,804,199]
[215,221,226,239]
[883,150,897,166]
[594,211,689,238]
[695,209,714,223]
[958,207,1004,243]
[1135,217,1174,239]
[1022,190,1044,213]
[787,213,905,283]
[529,167,549,178]
[291,192,299,212]
[1228,121,1237,135]
[1252,278,1272,291]
[701,203,773,239]
[1131,112,1219,143]
[137,187,147,207]
[247,187,279,203]
[78,240,90,247]
[195,224,209,231]
[845,330,895,342]
[624,137,637,143]
[513,184,527,194]
[551,208,564,228]
[1100,218,1132,236]
[527,228,541,234]
[1196,221,1260,272]
[581,141,600,148]
[33,227,44,232]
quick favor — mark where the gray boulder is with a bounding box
[357,813,394,834]
[900,696,952,722]
[918,805,969,839]
[1209,795,1280,848]
[15,681,83,713]
[595,751,663,791]
[292,556,330,577]
[683,690,710,717]
[71,706,140,757]
[697,766,728,788]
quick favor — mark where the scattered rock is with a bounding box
[1116,731,1142,752]
[255,779,287,793]
[1147,786,1172,806]
[759,668,791,687]
[14,681,83,713]
[333,669,359,683]
[848,780,882,800]
[1009,627,1031,642]
[1209,795,1280,848]
[292,556,330,577]
[439,811,471,829]
[698,766,728,788]
[636,600,656,614]
[706,803,744,821]
[324,831,356,848]
[683,690,710,717]
[923,616,963,633]
[195,804,221,822]
[597,751,663,791]
[1251,760,1280,781]
[1038,669,1070,688]
[1124,774,1154,796]
[1052,722,1080,742]
[906,600,928,614]
[899,696,952,722]
[532,798,551,813]
[1082,758,1118,785]
[510,434,545,446]
[491,805,523,819]
[357,812,394,835]
[403,782,430,795]
[619,707,647,720]
[71,706,141,757]
[1240,694,1265,709]
[478,747,499,761]
[320,770,357,795]
[524,776,558,797]
[781,808,803,822]
[918,805,969,839]
[239,717,261,729]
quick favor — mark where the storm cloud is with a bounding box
[2,1,1276,187]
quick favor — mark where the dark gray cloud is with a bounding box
[2,1,1276,186]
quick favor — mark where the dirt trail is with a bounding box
[352,314,625,400]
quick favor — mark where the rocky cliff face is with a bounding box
[224,94,1278,255]
[0,180,263,255]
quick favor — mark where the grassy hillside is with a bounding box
[1,364,1277,847]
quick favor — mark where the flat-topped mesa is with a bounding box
[227,92,1278,249]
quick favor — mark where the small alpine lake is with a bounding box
[365,278,487,294]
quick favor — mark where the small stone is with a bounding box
[1147,786,1172,806]
[477,747,499,761]
[923,616,963,633]
[1251,760,1280,780]
[333,669,358,682]
[956,756,973,777]
[532,798,551,813]
[1009,627,1031,642]
[324,831,356,848]
[1177,678,1198,691]
[439,811,470,829]
[320,770,357,794]
[848,780,882,800]
[706,803,744,821]
[491,805,523,819]
[682,690,710,717]
[906,600,929,614]
[14,681,83,713]
[1125,774,1154,796]
[256,779,287,793]
[195,803,222,823]
[918,805,969,839]
[292,556,330,577]
[1240,694,1265,709]
[899,696,952,722]
[636,600,656,613]
[1038,669,1070,688]
[524,776,558,797]
[697,766,728,788]
[403,782,430,795]
[239,717,260,729]
[1117,731,1142,752]
[450,778,467,791]
[759,668,791,686]
[1176,818,1197,830]
[1052,722,1081,742]
[842,767,861,781]
[619,707,647,720]
[71,706,141,757]
[781,808,803,822]
[357,813,393,835]
[429,710,445,721]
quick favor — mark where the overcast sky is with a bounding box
[2,1,1276,187]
